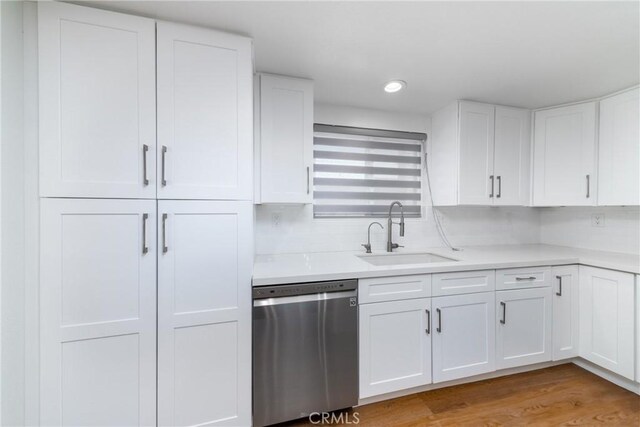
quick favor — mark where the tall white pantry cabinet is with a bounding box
[38,2,253,426]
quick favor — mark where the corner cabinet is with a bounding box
[254,74,314,204]
[579,266,635,380]
[38,1,157,199]
[532,102,597,206]
[597,87,640,206]
[430,101,530,206]
[157,22,253,200]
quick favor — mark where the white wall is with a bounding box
[1,1,26,425]
[255,103,542,255]
[540,206,640,254]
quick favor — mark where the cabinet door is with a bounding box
[432,292,495,383]
[598,87,640,206]
[552,265,580,360]
[157,201,252,426]
[38,2,156,198]
[40,199,156,426]
[359,298,432,398]
[493,107,531,206]
[496,288,552,370]
[532,102,597,206]
[579,266,635,380]
[157,23,253,200]
[257,74,314,203]
[458,102,496,205]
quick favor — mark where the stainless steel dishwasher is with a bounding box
[252,279,358,427]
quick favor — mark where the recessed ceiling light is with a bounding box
[384,80,407,93]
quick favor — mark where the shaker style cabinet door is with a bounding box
[432,292,496,383]
[157,22,253,200]
[493,107,531,206]
[495,287,552,370]
[40,199,157,426]
[551,265,580,360]
[38,2,156,198]
[598,87,640,206]
[255,74,314,204]
[359,298,432,398]
[157,201,252,426]
[579,266,635,380]
[458,102,495,205]
[532,102,597,206]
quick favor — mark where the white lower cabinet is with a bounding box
[579,266,635,380]
[496,287,552,370]
[552,265,580,360]
[40,199,157,426]
[432,292,496,383]
[157,200,252,426]
[359,298,432,398]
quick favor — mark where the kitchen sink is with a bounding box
[358,252,458,266]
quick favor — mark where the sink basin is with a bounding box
[358,252,458,266]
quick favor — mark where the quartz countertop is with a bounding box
[252,244,640,286]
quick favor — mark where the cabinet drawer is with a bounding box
[496,267,551,290]
[359,275,431,304]
[432,270,495,296]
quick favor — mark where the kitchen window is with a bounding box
[313,124,426,218]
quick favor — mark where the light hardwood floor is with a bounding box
[279,364,640,426]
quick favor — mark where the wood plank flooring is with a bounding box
[278,364,640,426]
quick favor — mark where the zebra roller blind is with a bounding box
[313,124,426,218]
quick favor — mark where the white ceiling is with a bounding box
[78,1,639,115]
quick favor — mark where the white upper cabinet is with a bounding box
[493,107,531,205]
[157,22,253,200]
[255,74,313,204]
[458,102,495,204]
[598,87,640,206]
[38,2,156,199]
[532,102,597,206]
[579,266,635,380]
[430,101,530,206]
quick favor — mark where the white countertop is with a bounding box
[253,244,640,286]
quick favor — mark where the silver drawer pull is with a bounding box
[500,301,506,324]
[161,146,168,187]
[489,175,494,198]
[142,145,149,186]
[425,309,431,335]
[142,213,149,254]
[515,276,536,281]
[436,308,442,333]
[162,213,168,253]
[586,174,590,198]
[556,275,563,296]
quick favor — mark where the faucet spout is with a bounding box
[387,201,405,252]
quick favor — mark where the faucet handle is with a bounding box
[361,243,372,254]
[390,243,404,250]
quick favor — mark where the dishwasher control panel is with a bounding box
[253,279,358,299]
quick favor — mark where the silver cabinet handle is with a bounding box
[161,146,167,187]
[515,276,536,281]
[425,309,431,335]
[489,175,494,198]
[142,145,149,186]
[142,213,149,254]
[556,275,563,296]
[162,213,168,253]
[500,301,506,324]
[436,308,442,333]
[586,174,590,198]
[497,176,501,198]
[306,166,310,195]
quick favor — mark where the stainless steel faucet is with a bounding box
[362,222,383,253]
[387,201,405,252]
